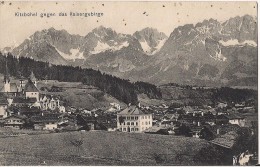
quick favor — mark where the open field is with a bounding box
[0,131,210,165]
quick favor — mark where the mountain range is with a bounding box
[4,14,258,87]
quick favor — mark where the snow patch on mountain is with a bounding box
[219,39,257,47]
[56,48,85,60]
[140,39,167,55]
[90,41,129,54]
[140,40,152,54]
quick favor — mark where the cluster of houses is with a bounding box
[0,68,66,130]
[0,65,256,139]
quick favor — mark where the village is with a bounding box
[0,68,258,165]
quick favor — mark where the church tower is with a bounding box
[18,72,26,92]
[3,59,10,92]
[29,71,37,87]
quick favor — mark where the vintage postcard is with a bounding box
[0,1,258,166]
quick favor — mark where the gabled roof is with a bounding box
[4,114,27,120]
[24,79,39,92]
[210,131,238,149]
[30,113,61,123]
[117,106,146,115]
[223,113,245,120]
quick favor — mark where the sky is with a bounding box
[0,1,257,49]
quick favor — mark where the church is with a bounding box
[0,64,40,102]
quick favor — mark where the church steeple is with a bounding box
[29,71,37,87]
[4,58,10,84]
[3,58,11,92]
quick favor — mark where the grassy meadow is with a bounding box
[0,131,209,165]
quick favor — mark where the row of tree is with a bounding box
[0,53,162,104]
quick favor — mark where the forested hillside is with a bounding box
[0,52,162,104]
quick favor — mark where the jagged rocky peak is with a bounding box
[91,26,118,38]
[133,27,168,55]
[221,15,257,43]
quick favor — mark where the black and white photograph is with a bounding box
[0,1,258,165]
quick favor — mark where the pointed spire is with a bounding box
[30,71,36,82]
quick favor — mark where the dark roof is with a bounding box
[210,131,238,148]
[190,126,204,133]
[24,79,39,92]
[223,113,245,120]
[18,106,40,113]
[118,106,147,115]
[13,97,37,104]
[4,114,27,120]
[102,122,117,129]
[0,96,8,105]
[30,113,61,123]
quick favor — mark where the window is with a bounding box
[131,128,134,131]
[142,122,144,125]
[135,128,139,131]
[123,122,125,125]
[135,116,138,120]
[131,122,134,125]
[127,122,130,125]
[136,122,138,126]
[123,128,126,131]
[145,122,148,125]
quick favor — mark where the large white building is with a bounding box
[117,106,153,133]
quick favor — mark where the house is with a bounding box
[0,96,8,118]
[210,131,239,149]
[107,103,121,112]
[3,115,26,129]
[102,122,117,131]
[223,113,245,127]
[12,96,38,107]
[144,126,169,135]
[24,79,40,101]
[76,115,108,131]
[117,105,153,133]
[189,125,204,138]
[30,113,61,130]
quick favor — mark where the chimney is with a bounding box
[201,112,204,116]
[197,121,200,126]
[17,112,20,115]
[41,112,44,116]
[138,103,141,108]
[217,128,220,135]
